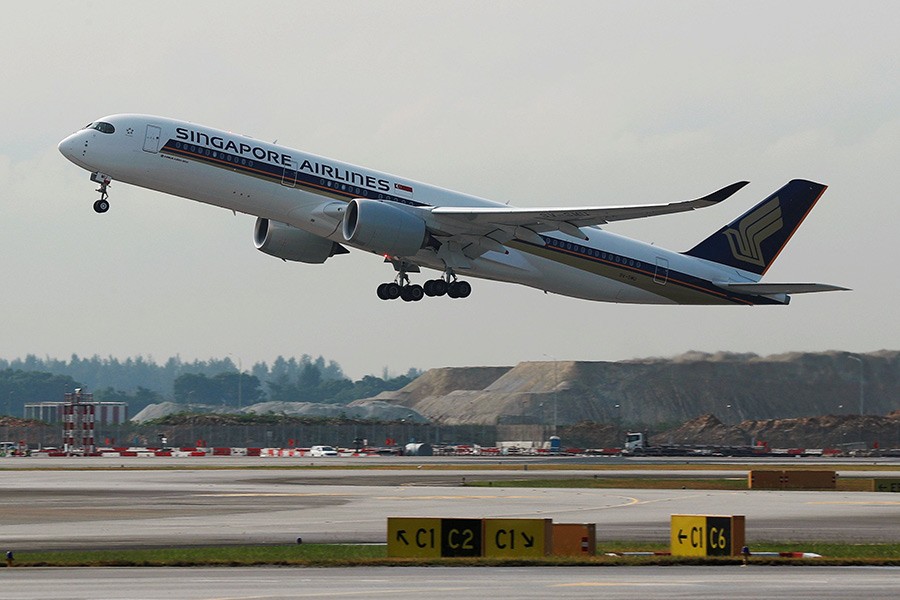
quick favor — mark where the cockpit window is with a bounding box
[87,122,115,134]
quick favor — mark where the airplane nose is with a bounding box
[58,132,88,167]
[58,133,78,160]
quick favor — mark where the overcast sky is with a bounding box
[1,1,897,380]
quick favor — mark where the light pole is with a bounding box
[848,355,864,416]
[542,354,558,436]
[228,354,243,410]
[237,358,242,410]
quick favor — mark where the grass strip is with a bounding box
[464,477,875,491]
[2,462,898,473]
[6,542,899,568]
[466,477,747,490]
[11,544,383,567]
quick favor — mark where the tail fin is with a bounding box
[684,179,827,276]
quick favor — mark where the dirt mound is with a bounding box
[653,414,741,445]
[370,366,511,407]
[656,412,900,448]
[0,417,36,427]
[557,421,624,448]
[369,351,899,427]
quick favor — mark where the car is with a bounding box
[309,445,338,457]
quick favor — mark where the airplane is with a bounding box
[58,115,847,305]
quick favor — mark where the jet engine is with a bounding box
[341,199,426,257]
[254,218,348,263]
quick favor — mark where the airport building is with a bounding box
[24,397,128,425]
[24,389,128,453]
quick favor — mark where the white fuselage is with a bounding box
[58,114,773,306]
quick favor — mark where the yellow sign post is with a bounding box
[387,517,442,558]
[873,478,900,492]
[671,515,745,557]
[483,518,551,558]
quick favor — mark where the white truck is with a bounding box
[623,432,646,454]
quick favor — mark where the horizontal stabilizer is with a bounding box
[715,282,849,295]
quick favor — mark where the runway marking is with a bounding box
[196,492,539,500]
[495,492,720,518]
[209,586,475,598]
[807,501,900,506]
[543,496,640,515]
[195,493,349,497]
[375,494,534,500]
[555,582,696,587]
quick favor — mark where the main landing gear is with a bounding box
[376,271,472,302]
[90,172,111,213]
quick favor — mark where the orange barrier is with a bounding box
[783,470,836,489]
[552,523,596,556]
[749,471,783,489]
[749,470,836,490]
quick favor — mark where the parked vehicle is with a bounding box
[309,445,338,457]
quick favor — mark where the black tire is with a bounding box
[456,281,472,298]
[432,279,448,296]
[384,282,401,300]
[377,283,389,300]
[423,280,435,296]
[408,284,424,301]
[447,282,460,298]
[93,199,109,213]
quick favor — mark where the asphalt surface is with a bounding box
[3,566,900,600]
[1,457,898,599]
[1,456,898,550]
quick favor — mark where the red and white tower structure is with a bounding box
[62,388,95,454]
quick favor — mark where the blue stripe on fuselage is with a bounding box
[162,138,780,305]
[532,236,782,305]
[161,139,428,208]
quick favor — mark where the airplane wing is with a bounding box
[715,282,850,295]
[429,181,749,241]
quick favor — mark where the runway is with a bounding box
[3,566,899,600]
[1,457,898,550]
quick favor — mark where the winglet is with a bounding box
[693,181,751,208]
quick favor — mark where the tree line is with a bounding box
[0,354,420,416]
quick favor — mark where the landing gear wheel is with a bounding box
[424,279,448,297]
[400,284,424,302]
[377,283,390,300]
[384,282,401,300]
[93,199,109,213]
[447,281,471,299]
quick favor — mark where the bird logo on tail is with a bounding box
[723,197,783,267]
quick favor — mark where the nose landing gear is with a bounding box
[90,172,111,213]
[93,197,109,213]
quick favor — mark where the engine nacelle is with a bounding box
[341,199,426,257]
[254,218,348,264]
